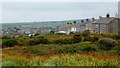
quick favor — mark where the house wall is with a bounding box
[118,1,120,18]
[99,24,108,33]
[118,19,120,34]
[92,24,100,33]
[108,19,119,34]
[86,24,93,33]
[93,24,108,33]
[93,19,119,34]
[80,26,86,32]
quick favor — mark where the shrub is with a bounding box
[29,37,48,45]
[117,40,120,46]
[23,47,46,55]
[113,34,120,39]
[2,39,18,47]
[57,46,76,53]
[54,37,73,44]
[17,35,24,38]
[80,44,97,52]
[2,36,11,39]
[73,34,82,43]
[34,33,40,36]
[84,36,92,41]
[55,33,66,35]
[98,38,118,50]
[91,36,100,42]
[18,40,30,46]
[82,30,90,37]
[69,32,75,34]
[49,30,55,35]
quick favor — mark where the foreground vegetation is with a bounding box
[2,52,119,66]
[1,33,120,66]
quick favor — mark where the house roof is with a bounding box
[58,20,96,29]
[80,20,97,26]
[59,23,81,28]
[93,17,115,24]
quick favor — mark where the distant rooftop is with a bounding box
[93,17,116,24]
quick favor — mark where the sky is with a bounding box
[1,2,119,23]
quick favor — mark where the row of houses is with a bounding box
[57,13,120,34]
[2,27,51,37]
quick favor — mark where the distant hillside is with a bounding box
[2,19,87,29]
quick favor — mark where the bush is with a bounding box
[57,46,76,53]
[54,37,73,44]
[117,40,120,46]
[82,30,90,37]
[69,32,75,34]
[49,30,55,35]
[55,33,66,35]
[23,47,46,55]
[18,40,29,46]
[29,36,49,45]
[34,33,40,36]
[84,36,92,41]
[113,34,120,39]
[91,36,100,42]
[2,39,18,47]
[2,36,11,39]
[80,44,97,52]
[98,38,118,50]
[73,34,82,43]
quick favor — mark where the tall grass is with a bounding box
[2,53,119,66]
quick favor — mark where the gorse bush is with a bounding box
[82,30,90,37]
[69,32,75,34]
[111,46,120,55]
[23,47,46,55]
[29,37,49,45]
[57,46,76,53]
[98,38,118,50]
[18,39,29,46]
[80,44,97,52]
[2,39,18,47]
[73,34,82,43]
[54,37,73,44]
[91,36,100,42]
[84,36,92,41]
[2,36,11,39]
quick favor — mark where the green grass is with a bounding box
[2,53,119,66]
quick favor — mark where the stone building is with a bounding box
[118,1,120,18]
[93,13,119,34]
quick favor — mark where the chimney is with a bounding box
[74,21,76,24]
[92,18,95,21]
[115,13,118,18]
[99,16,102,19]
[106,13,110,18]
[70,23,72,24]
[86,19,89,21]
[81,20,84,23]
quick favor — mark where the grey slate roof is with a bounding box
[93,17,115,24]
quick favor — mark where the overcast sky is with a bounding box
[1,2,118,23]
